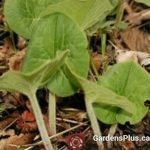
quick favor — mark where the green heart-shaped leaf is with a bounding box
[0,50,68,95]
[95,61,150,124]
[22,13,89,96]
[4,0,118,38]
[65,64,136,116]
[4,0,61,38]
[0,50,68,150]
[41,0,118,32]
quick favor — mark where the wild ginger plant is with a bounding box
[3,0,150,150]
[0,51,68,150]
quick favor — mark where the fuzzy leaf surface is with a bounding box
[22,13,89,96]
[40,0,118,31]
[0,51,68,95]
[4,0,61,38]
[96,61,150,124]
[65,64,136,118]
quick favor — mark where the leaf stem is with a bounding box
[101,33,106,58]
[115,0,124,28]
[29,91,54,150]
[48,93,56,135]
[85,100,104,150]
[23,121,88,150]
[107,124,118,149]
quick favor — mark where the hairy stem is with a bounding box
[48,93,56,135]
[85,100,104,150]
[107,124,118,149]
[29,91,54,150]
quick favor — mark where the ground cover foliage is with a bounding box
[0,0,149,149]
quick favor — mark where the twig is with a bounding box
[23,121,88,150]
[56,117,84,125]
[3,118,18,130]
[83,126,91,134]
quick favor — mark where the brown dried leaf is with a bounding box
[56,109,88,133]
[9,49,25,71]
[61,110,87,123]
[2,92,25,108]
[0,51,9,74]
[120,140,135,150]
[0,133,35,150]
[91,53,103,70]
[0,111,20,130]
[75,112,87,122]
[115,49,138,63]
[127,9,150,25]
[0,37,15,74]
[120,27,150,53]
[143,112,150,134]
[0,129,15,137]
[91,53,109,71]
[116,49,150,67]
[0,38,14,57]
[17,121,38,133]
